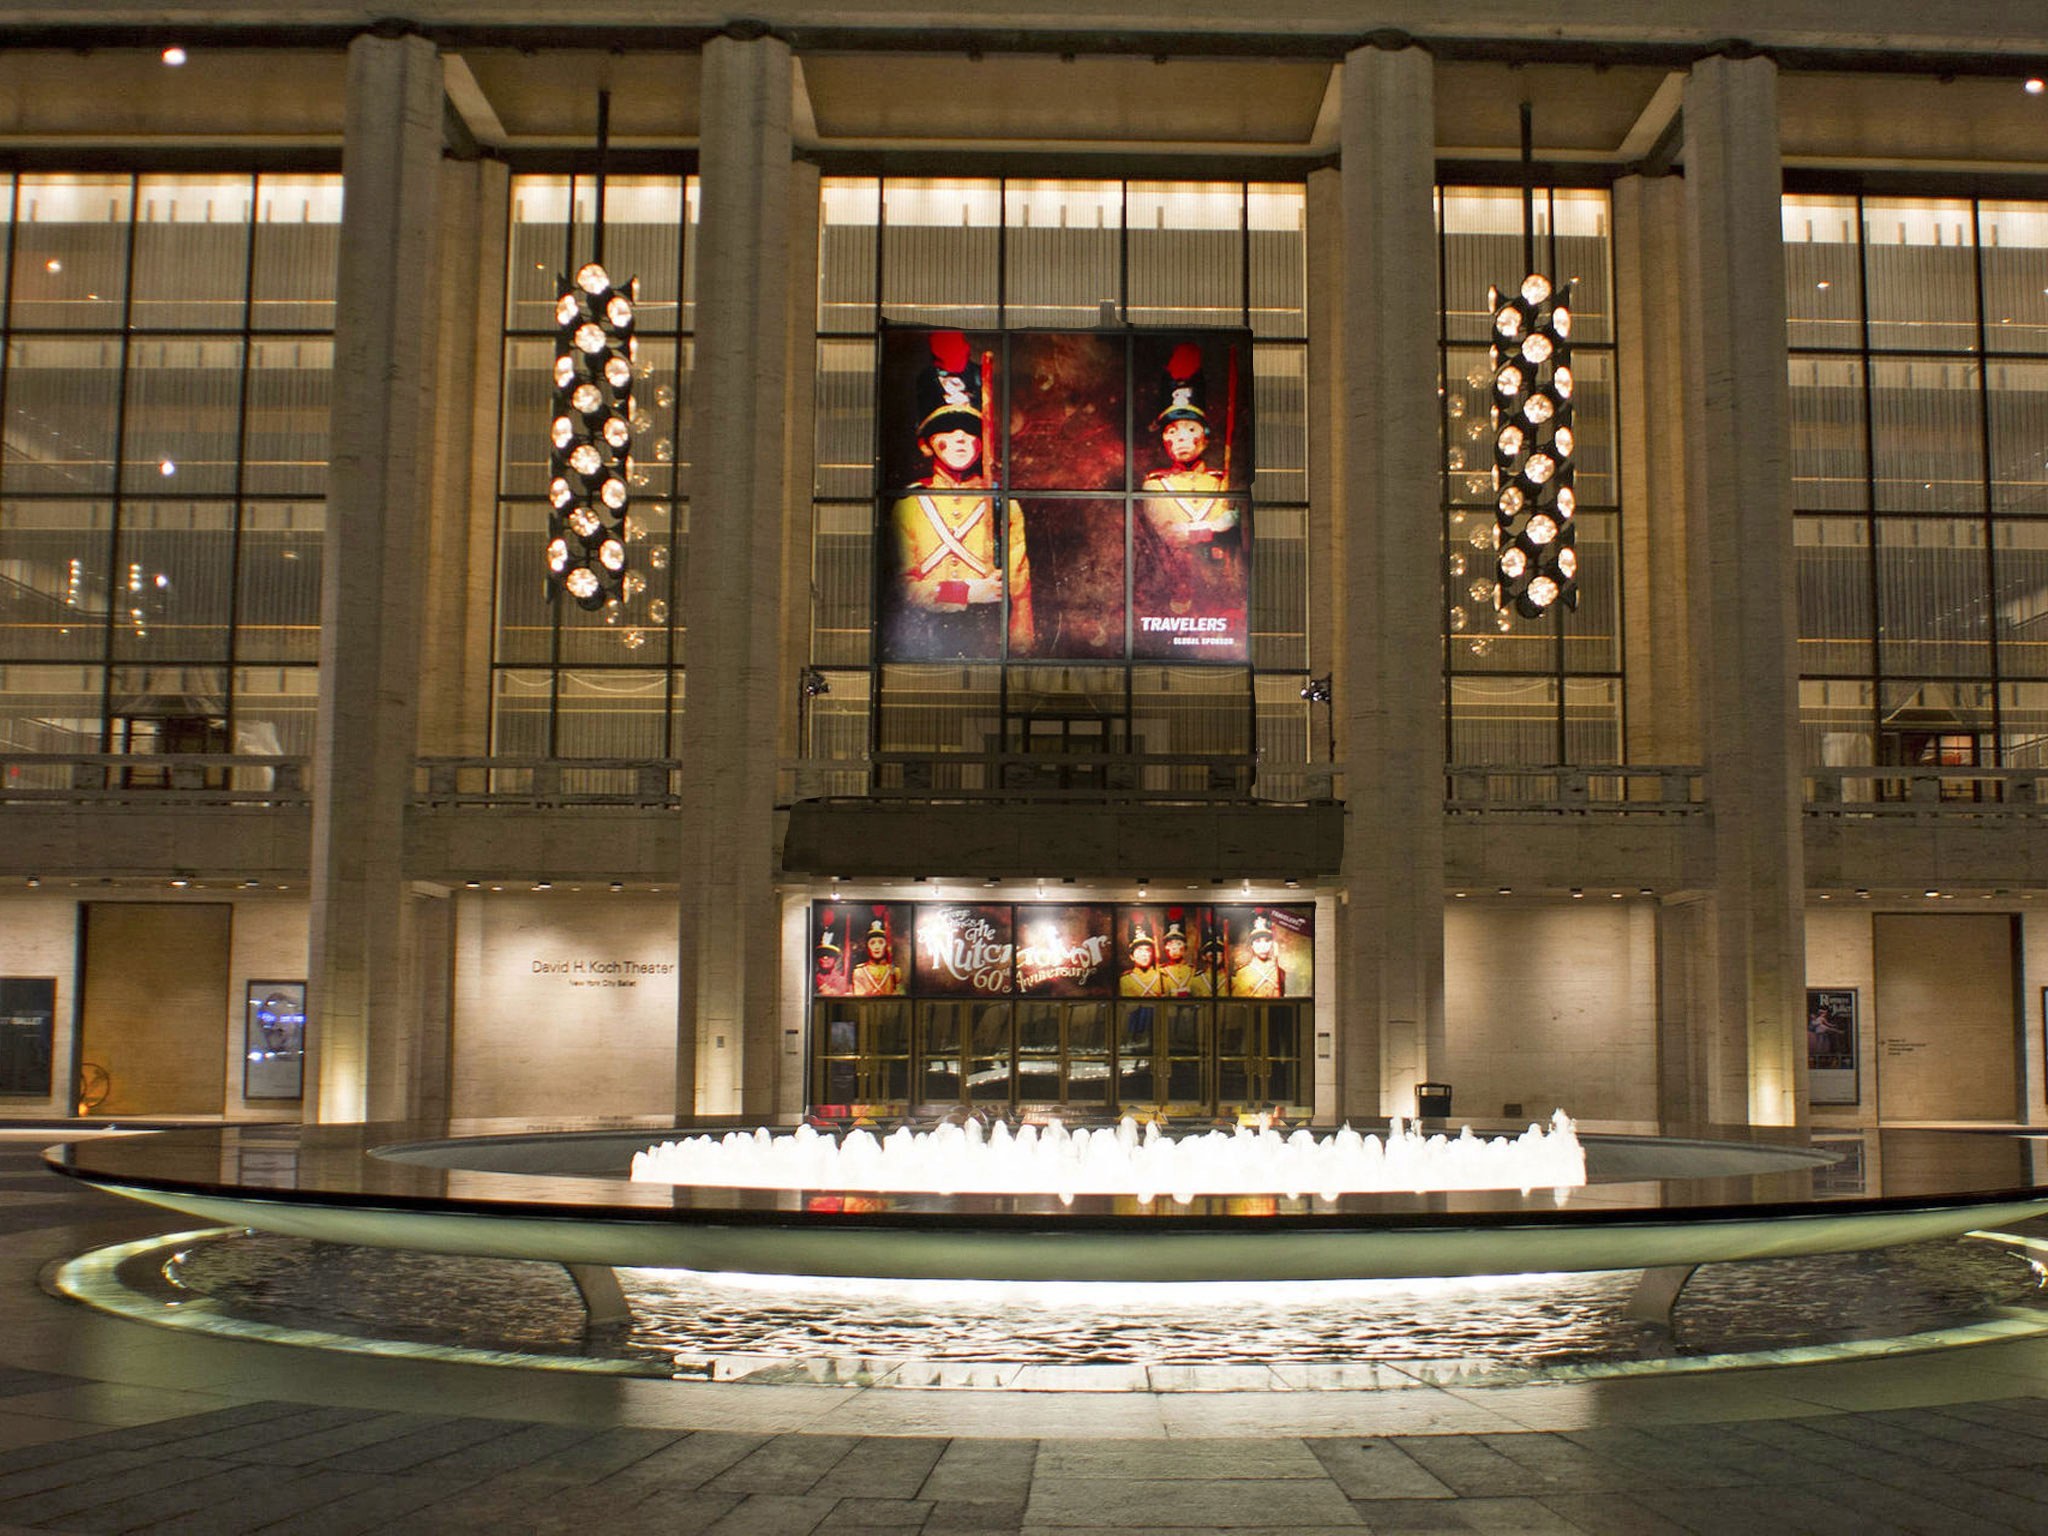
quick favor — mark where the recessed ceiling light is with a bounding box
[162,46,188,66]
[44,259,60,273]
[2027,77,2045,95]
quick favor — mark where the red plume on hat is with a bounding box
[1155,343,1209,428]
[1166,343,1202,381]
[931,331,972,373]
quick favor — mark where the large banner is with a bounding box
[811,902,1310,1000]
[876,326,1253,664]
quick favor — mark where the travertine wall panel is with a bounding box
[449,893,679,1120]
[1442,903,1658,1128]
[1874,914,2020,1123]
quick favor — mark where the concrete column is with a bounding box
[1337,44,1446,1121]
[1681,54,1806,1126]
[306,30,445,1122]
[678,32,794,1117]
[419,156,509,759]
[1612,174,1700,769]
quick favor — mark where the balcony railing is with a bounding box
[1446,764,1707,814]
[1804,765,2048,815]
[413,757,681,809]
[0,752,309,807]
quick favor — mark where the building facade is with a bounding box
[2,3,2047,1139]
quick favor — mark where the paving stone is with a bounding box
[1790,1413,2005,1471]
[1384,1438,1534,1499]
[819,1438,946,1498]
[500,1425,687,1485]
[827,1496,931,1526]
[1023,1476,1363,1527]
[706,1435,862,1495]
[1804,1472,2018,1536]
[603,1433,776,1493]
[406,1420,605,1478]
[1533,1493,1692,1536]
[1471,1432,1636,1493]
[146,1469,385,1536]
[239,1472,492,1535]
[1627,1482,1877,1536]
[317,1413,512,1475]
[1305,1440,1455,1500]
[229,1412,463,1467]
[925,1496,1028,1531]
[59,1459,318,1535]
[701,1492,842,1535]
[920,1440,1035,1504]
[0,1452,237,1526]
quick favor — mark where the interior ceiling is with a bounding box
[0,45,2039,171]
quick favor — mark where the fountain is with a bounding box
[630,1113,1589,1204]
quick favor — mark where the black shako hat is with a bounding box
[916,330,983,438]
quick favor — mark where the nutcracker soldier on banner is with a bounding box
[1157,911,1197,997]
[1119,919,1169,997]
[814,914,847,997]
[851,911,905,996]
[1137,341,1245,654]
[1231,911,1286,998]
[886,331,1033,660]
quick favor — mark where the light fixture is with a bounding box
[44,259,60,274]
[158,458,176,477]
[800,666,831,699]
[1497,886,1512,896]
[1137,879,1149,898]
[1035,878,1046,899]
[1637,887,1652,897]
[1924,888,1939,898]
[1299,675,1332,704]
[25,877,39,889]
[831,877,841,901]
[544,96,639,619]
[465,880,481,890]
[2028,77,2046,95]
[243,879,259,889]
[1570,888,1584,899]
[534,880,552,891]
[1487,102,1580,626]
[161,46,187,65]
[610,881,624,893]
[1855,888,1870,899]
[170,876,189,889]
[1241,878,1252,896]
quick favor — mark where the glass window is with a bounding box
[0,172,336,756]
[1441,185,1618,765]
[492,174,696,758]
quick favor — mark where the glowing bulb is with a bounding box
[600,477,629,510]
[602,416,632,449]
[605,357,634,390]
[621,628,647,650]
[1552,307,1572,339]
[1448,606,1468,632]
[565,568,601,600]
[1554,426,1575,459]
[1553,365,1573,400]
[1496,425,1524,457]
[576,263,612,295]
[549,478,573,509]
[567,507,602,539]
[157,458,176,477]
[1494,305,1523,339]
[1523,394,1554,425]
[1527,514,1558,546]
[569,443,602,476]
[574,322,606,355]
[556,294,580,327]
[1498,486,1525,516]
[1557,547,1578,579]
[1527,575,1560,608]
[1493,610,1513,632]
[1495,364,1524,396]
[1468,579,1492,604]
[554,354,576,388]
[648,599,669,623]
[1499,547,1528,579]
[1520,273,1551,305]
[1556,486,1576,517]
[551,416,576,450]
[1520,334,1553,364]
[161,46,187,65]
[598,539,626,573]
[1525,453,1556,485]
[571,382,602,414]
[546,537,571,574]
[607,294,634,328]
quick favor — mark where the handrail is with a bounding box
[0,752,308,807]
[413,757,680,809]
[1804,764,2048,815]
[1446,764,1707,813]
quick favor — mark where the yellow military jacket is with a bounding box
[890,480,1034,647]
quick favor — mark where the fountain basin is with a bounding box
[43,1119,2048,1284]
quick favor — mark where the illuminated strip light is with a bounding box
[545,263,637,610]
[1488,274,1579,620]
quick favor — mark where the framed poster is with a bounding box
[0,978,56,1097]
[243,980,307,1101]
[1806,987,1858,1106]
[876,325,1252,665]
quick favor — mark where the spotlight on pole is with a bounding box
[546,262,637,611]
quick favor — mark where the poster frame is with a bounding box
[243,979,307,1102]
[0,977,56,1098]
[1805,986,1859,1107]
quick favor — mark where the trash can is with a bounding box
[1416,1081,1452,1118]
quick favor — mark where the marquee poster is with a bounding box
[811,902,1310,1001]
[876,325,1253,665]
